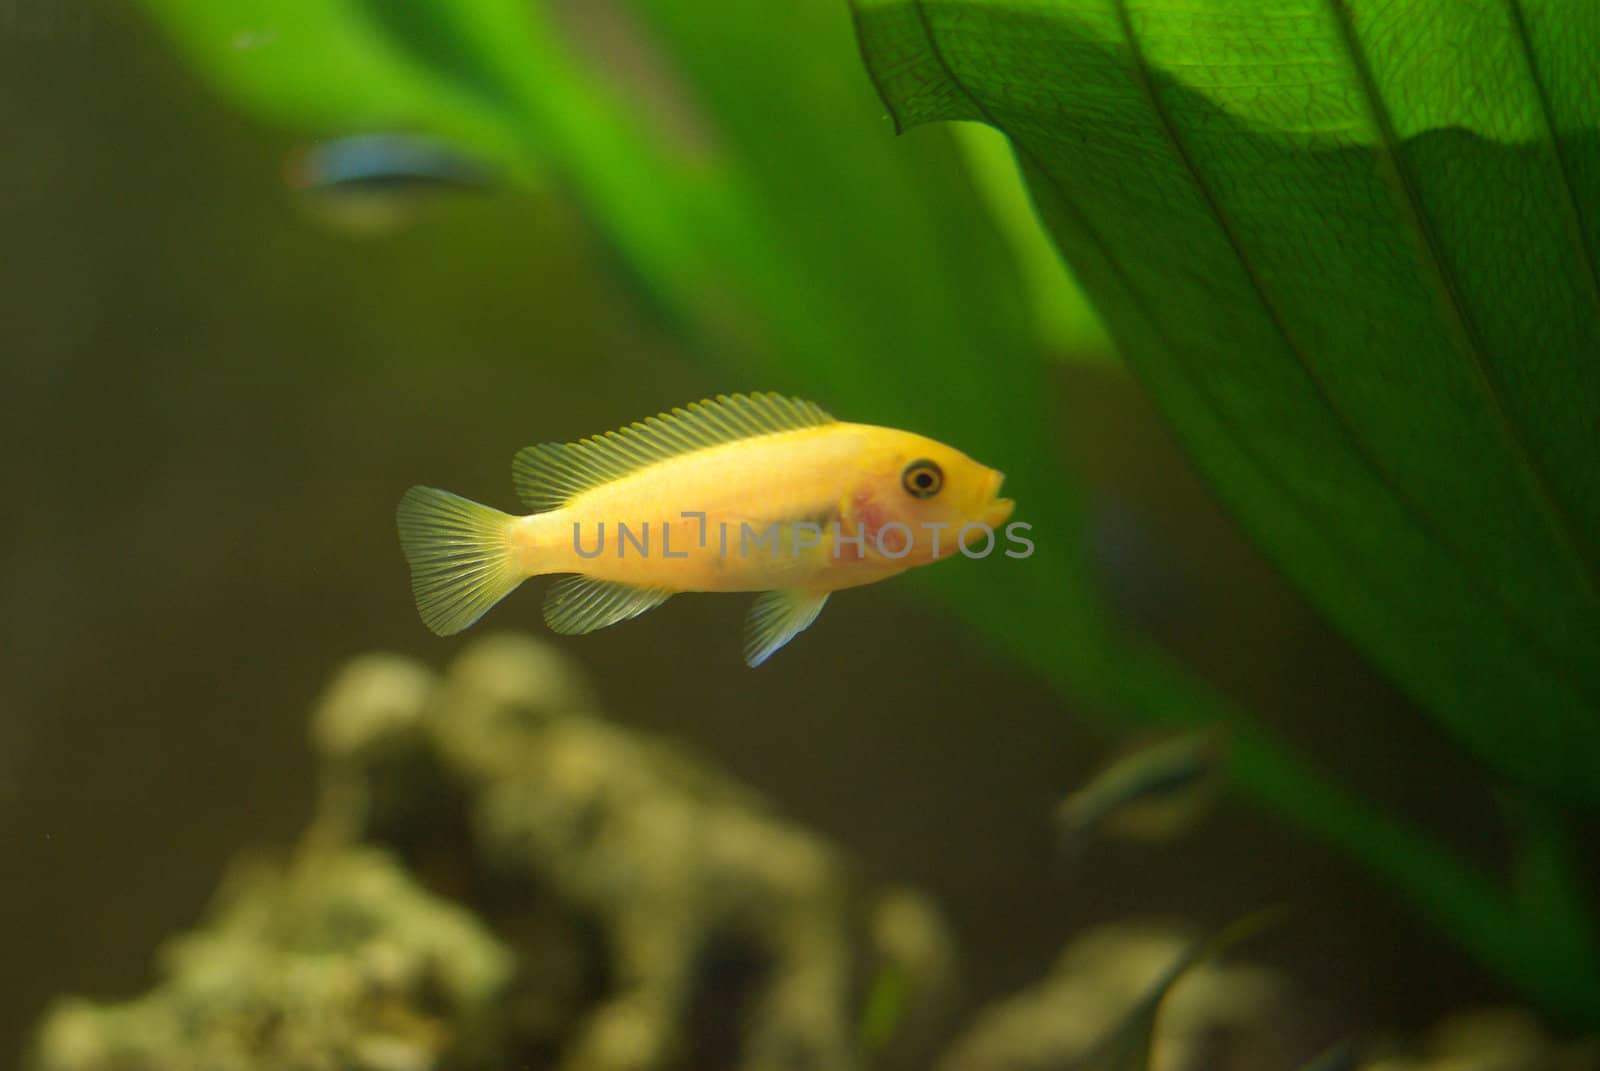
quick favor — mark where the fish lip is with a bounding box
[982,472,1014,527]
[983,497,1016,528]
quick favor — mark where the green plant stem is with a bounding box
[922,553,1600,1022]
[1105,638,1600,1025]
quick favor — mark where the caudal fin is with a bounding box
[396,486,522,635]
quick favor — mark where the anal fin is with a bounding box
[543,575,673,635]
[744,589,829,668]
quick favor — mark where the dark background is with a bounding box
[2,4,1513,1062]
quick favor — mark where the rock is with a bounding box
[937,921,1305,1071]
[345,634,956,1071]
[30,849,513,1071]
[30,634,956,1071]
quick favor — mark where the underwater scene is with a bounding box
[4,2,1599,1069]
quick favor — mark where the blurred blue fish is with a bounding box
[286,133,496,233]
[288,133,496,193]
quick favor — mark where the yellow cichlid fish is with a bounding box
[397,393,1018,665]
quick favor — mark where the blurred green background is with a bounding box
[1,0,1583,1062]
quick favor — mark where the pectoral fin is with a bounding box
[744,589,829,668]
[543,576,672,635]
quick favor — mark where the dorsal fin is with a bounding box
[512,392,835,512]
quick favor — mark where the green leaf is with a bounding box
[136,0,540,178]
[1504,796,1600,961]
[952,122,1114,359]
[616,0,1109,681]
[852,0,1600,807]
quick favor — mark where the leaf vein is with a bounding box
[905,0,1597,712]
[1503,0,1600,321]
[1325,0,1600,600]
[1109,0,1600,707]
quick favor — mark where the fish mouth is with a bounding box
[982,497,1016,528]
[981,470,1015,528]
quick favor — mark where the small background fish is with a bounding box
[286,133,497,234]
[1056,729,1229,859]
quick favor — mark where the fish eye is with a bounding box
[901,459,944,499]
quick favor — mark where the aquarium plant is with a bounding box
[132,0,1600,1025]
